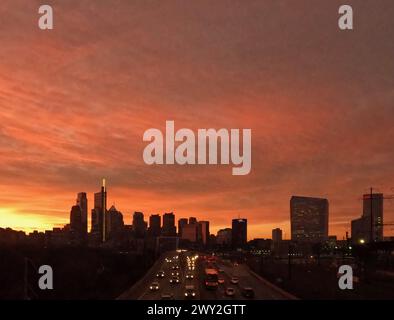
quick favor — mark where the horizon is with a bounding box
[1,179,393,241]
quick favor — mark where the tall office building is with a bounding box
[149,214,161,237]
[76,192,88,236]
[232,218,247,249]
[178,218,188,237]
[290,196,329,243]
[216,228,232,246]
[92,179,107,242]
[272,228,283,243]
[107,205,124,238]
[272,228,283,252]
[351,193,384,243]
[70,205,82,236]
[181,223,199,242]
[133,211,147,238]
[198,221,210,245]
[162,212,176,236]
[189,217,197,224]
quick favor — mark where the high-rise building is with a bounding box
[189,217,197,224]
[232,218,247,249]
[351,193,384,243]
[181,223,199,242]
[70,205,82,236]
[198,221,210,245]
[272,228,283,252]
[107,205,124,238]
[133,212,147,238]
[92,179,107,242]
[272,228,283,243]
[76,192,88,236]
[149,214,161,237]
[290,196,329,243]
[162,212,176,236]
[178,218,188,237]
[216,228,232,246]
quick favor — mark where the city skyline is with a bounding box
[1,178,394,241]
[1,1,394,239]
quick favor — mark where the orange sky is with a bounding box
[0,1,394,239]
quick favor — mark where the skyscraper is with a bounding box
[162,212,176,236]
[107,205,124,238]
[351,192,384,243]
[177,218,188,237]
[76,192,88,236]
[70,205,82,236]
[198,221,210,246]
[93,179,107,242]
[181,223,199,242]
[133,211,147,238]
[149,214,161,237]
[272,228,283,252]
[216,228,232,246]
[232,218,247,249]
[272,228,283,243]
[290,196,329,243]
[189,217,197,224]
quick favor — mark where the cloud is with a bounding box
[0,0,393,238]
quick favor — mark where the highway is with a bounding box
[119,251,295,300]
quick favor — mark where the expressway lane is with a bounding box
[138,251,200,300]
[119,251,295,300]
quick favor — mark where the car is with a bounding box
[156,271,165,278]
[230,277,239,284]
[225,287,235,296]
[218,278,225,284]
[171,271,180,276]
[149,281,159,291]
[170,276,180,284]
[242,287,255,299]
[172,265,180,270]
[186,273,194,279]
[161,293,174,300]
[184,285,196,299]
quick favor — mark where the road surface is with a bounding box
[119,251,295,300]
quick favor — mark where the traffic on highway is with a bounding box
[135,250,289,300]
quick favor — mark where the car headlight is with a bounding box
[192,293,195,296]
[150,286,153,289]
[184,293,188,296]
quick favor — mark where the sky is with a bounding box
[0,0,394,239]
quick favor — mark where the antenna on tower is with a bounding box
[102,178,106,191]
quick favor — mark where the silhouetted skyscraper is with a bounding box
[76,192,88,236]
[199,221,210,245]
[162,212,176,236]
[70,205,82,236]
[133,212,147,238]
[107,205,124,238]
[290,196,328,243]
[232,218,247,249]
[351,192,384,243]
[149,214,161,237]
[216,228,232,246]
[272,228,282,242]
[93,179,107,242]
[272,228,282,252]
[189,217,197,224]
[178,218,188,237]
